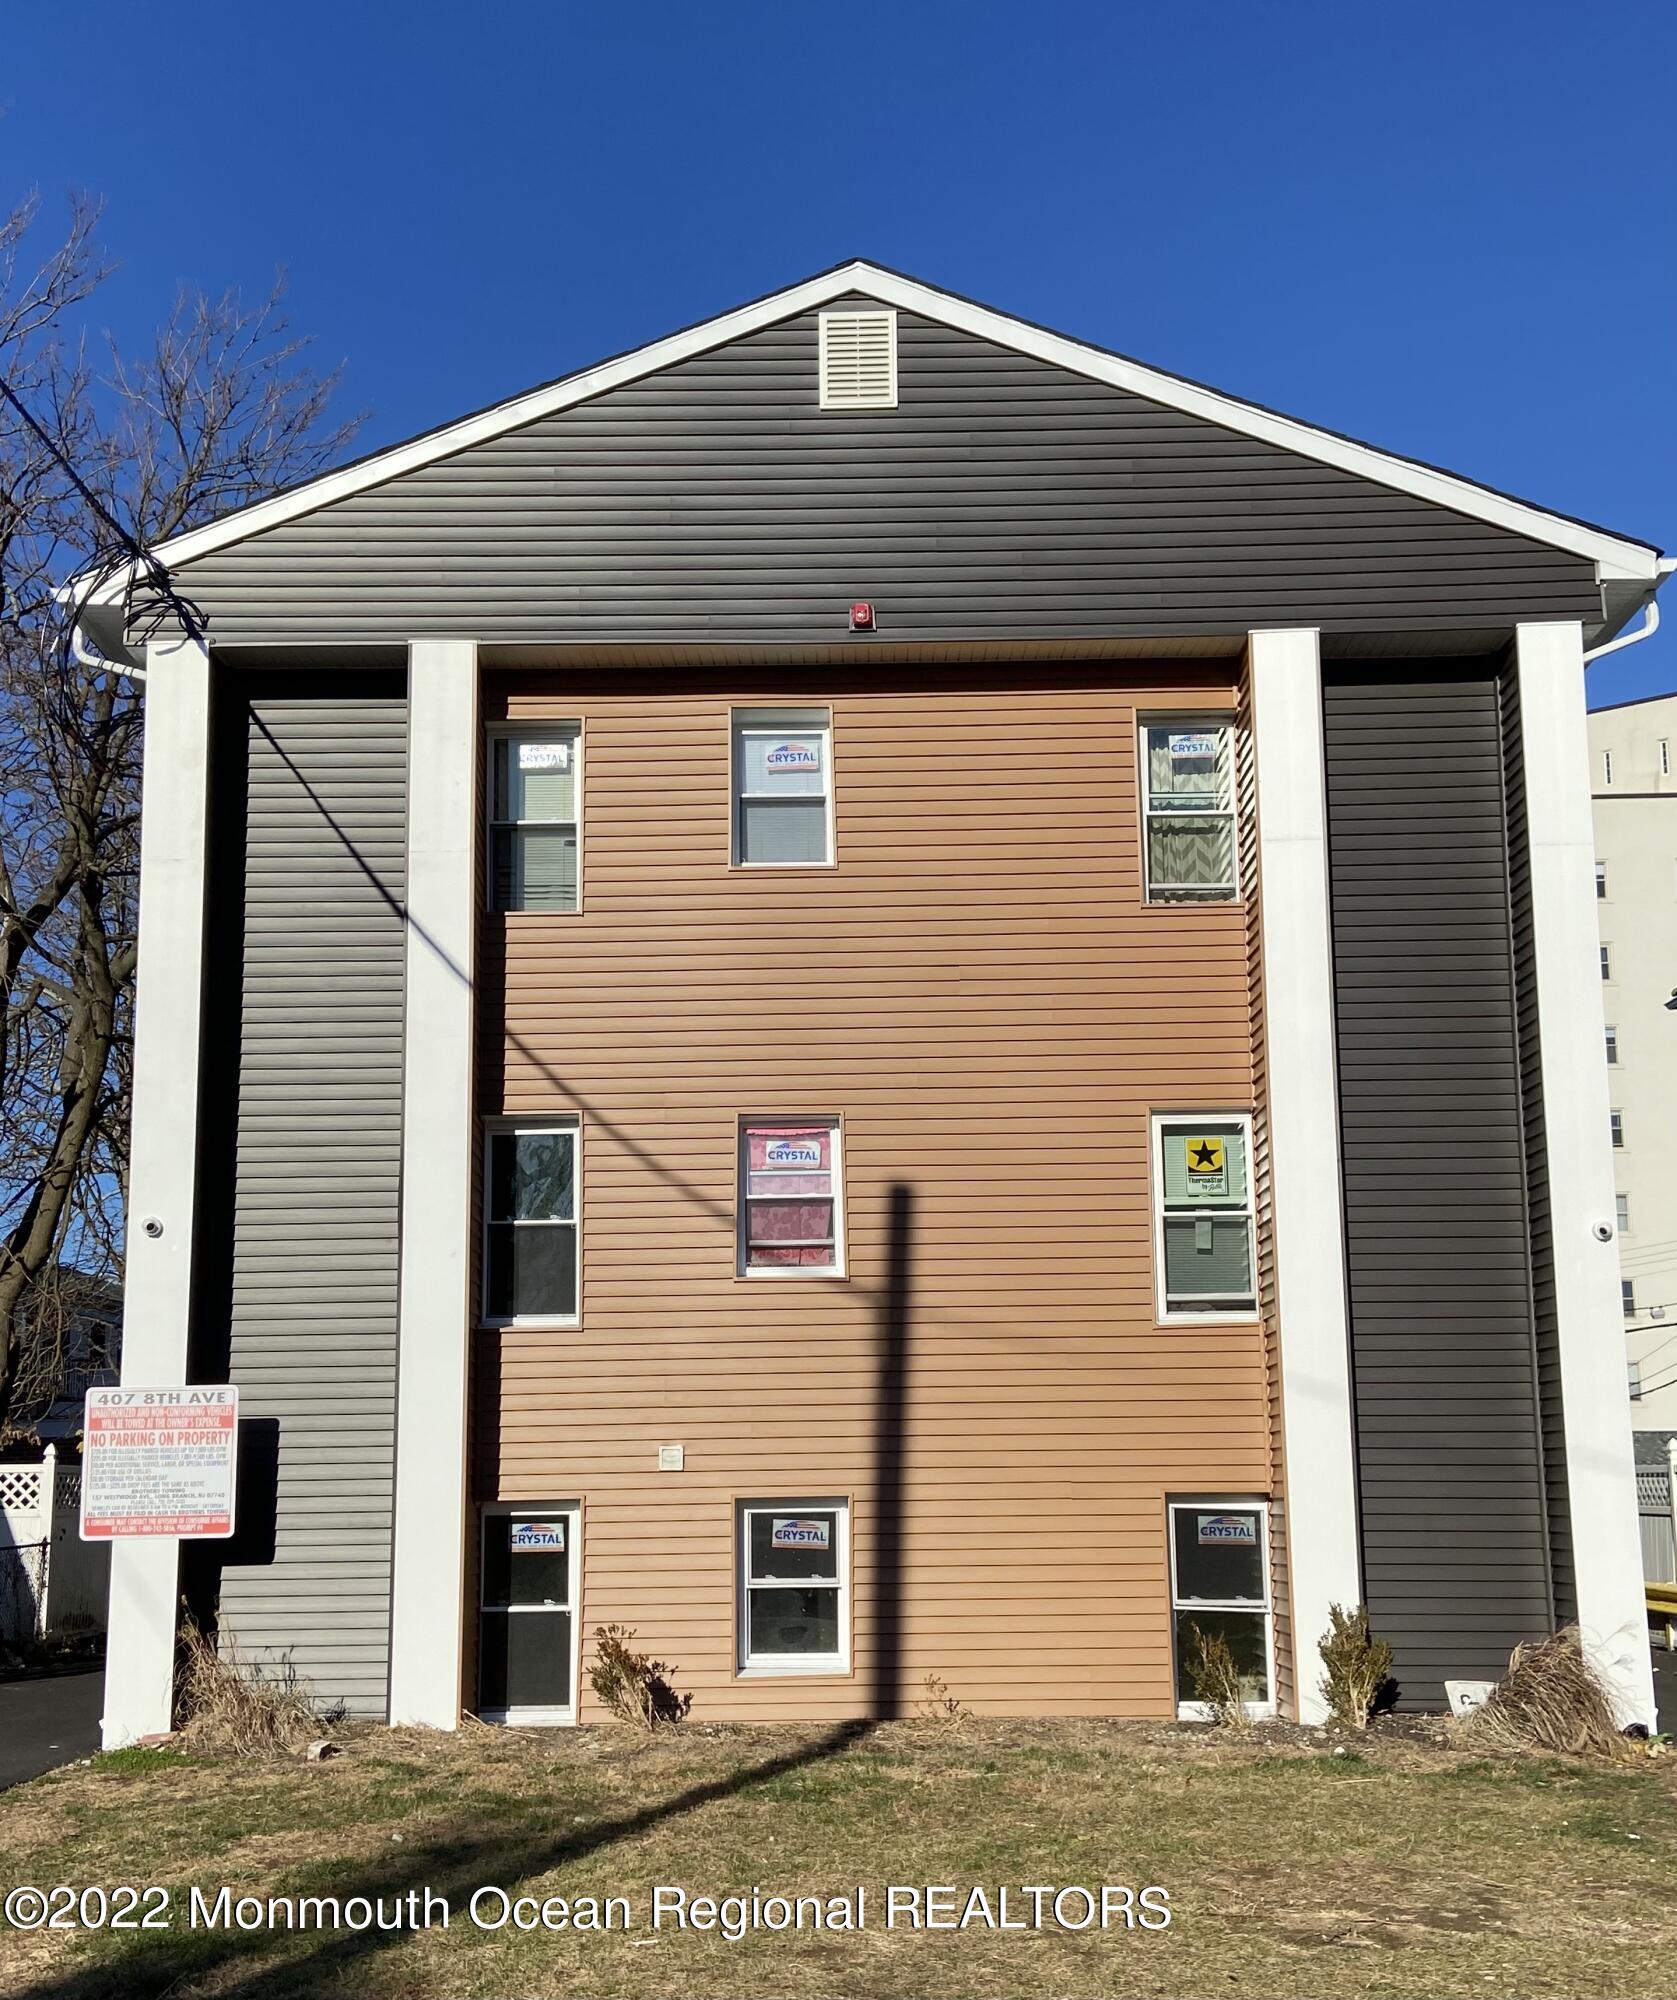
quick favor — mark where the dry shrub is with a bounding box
[1318,1602,1394,1729]
[1184,1622,1249,1728]
[917,1672,971,1726]
[174,1619,335,1756]
[1460,1627,1627,1760]
[587,1624,691,1728]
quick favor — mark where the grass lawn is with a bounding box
[1,1715,1673,1998]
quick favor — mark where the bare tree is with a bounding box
[0,191,361,1438]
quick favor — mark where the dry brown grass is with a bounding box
[1457,1627,1629,1761]
[172,1621,334,1757]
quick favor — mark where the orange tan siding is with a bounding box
[473,666,1268,1720]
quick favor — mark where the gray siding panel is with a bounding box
[176,300,1598,645]
[205,678,407,1717]
[1324,669,1554,1708]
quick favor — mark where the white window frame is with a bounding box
[1630,1360,1644,1402]
[737,1115,846,1279]
[1167,1498,1275,1721]
[1662,739,1671,778]
[730,707,835,868]
[1151,1111,1259,1323]
[1138,715,1239,904]
[481,1118,581,1328]
[1610,1109,1625,1149]
[1603,748,1614,786]
[485,721,583,913]
[1605,1024,1619,1065]
[1623,1278,1637,1319]
[1601,944,1612,981]
[1617,1192,1630,1235]
[737,1498,851,1677]
[1596,861,1608,900]
[477,1501,582,1726]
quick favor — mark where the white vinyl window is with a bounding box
[1596,861,1608,899]
[1605,1024,1619,1065]
[1617,1192,1630,1234]
[1623,1278,1637,1319]
[738,1500,849,1674]
[1601,944,1612,981]
[488,724,581,912]
[1153,1114,1257,1319]
[1140,719,1237,902]
[1630,1361,1644,1402]
[1168,1501,1273,1718]
[477,1504,580,1725]
[732,707,833,866]
[1610,1109,1624,1149]
[739,1117,844,1276]
[483,1122,579,1324]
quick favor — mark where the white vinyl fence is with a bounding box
[1638,1448,1677,1587]
[0,1448,109,1642]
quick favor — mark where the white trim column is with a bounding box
[1249,627,1362,1723]
[387,640,479,1727]
[102,632,213,1748]
[1515,619,1655,1726]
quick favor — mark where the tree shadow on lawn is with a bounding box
[18,1716,885,2000]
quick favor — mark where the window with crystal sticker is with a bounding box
[732,707,832,865]
[739,1118,843,1274]
[489,725,580,911]
[1141,720,1236,901]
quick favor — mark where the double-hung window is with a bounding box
[1617,1192,1630,1234]
[1154,1115,1256,1318]
[1601,944,1612,981]
[1140,719,1237,902]
[484,1121,579,1324]
[739,1117,844,1274]
[1623,1278,1637,1319]
[1610,1109,1625,1148]
[1605,1024,1619,1065]
[732,707,833,865]
[489,724,581,912]
[738,1501,848,1673]
[1596,861,1608,899]
[1169,1501,1272,1715]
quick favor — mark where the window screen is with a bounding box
[490,726,580,912]
[1141,721,1237,902]
[733,708,832,865]
[1156,1119,1256,1316]
[484,1125,578,1321]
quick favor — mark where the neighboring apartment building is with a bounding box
[76,261,1665,1744]
[1590,691,1677,1426]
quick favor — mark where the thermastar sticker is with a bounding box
[1183,1135,1227,1196]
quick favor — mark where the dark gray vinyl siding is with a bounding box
[173,297,1598,646]
[1498,665,1575,1622]
[1324,669,1553,1707]
[200,677,407,1717]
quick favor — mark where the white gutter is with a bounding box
[1584,557,1677,664]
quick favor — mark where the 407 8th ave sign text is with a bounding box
[80,1387,240,1540]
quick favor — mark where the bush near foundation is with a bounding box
[1317,1602,1395,1728]
[587,1624,692,1728]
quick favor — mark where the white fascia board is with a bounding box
[75,260,1662,605]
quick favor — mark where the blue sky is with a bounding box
[5,0,1672,703]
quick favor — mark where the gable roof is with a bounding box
[78,257,1665,618]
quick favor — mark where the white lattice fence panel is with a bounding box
[0,1467,43,1514]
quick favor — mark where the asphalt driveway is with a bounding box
[0,1664,102,1789]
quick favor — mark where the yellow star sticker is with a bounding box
[1186,1137,1225,1176]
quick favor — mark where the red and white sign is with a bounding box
[80,1386,240,1540]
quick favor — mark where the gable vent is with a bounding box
[818,309,897,409]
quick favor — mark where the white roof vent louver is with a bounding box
[819,308,897,410]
